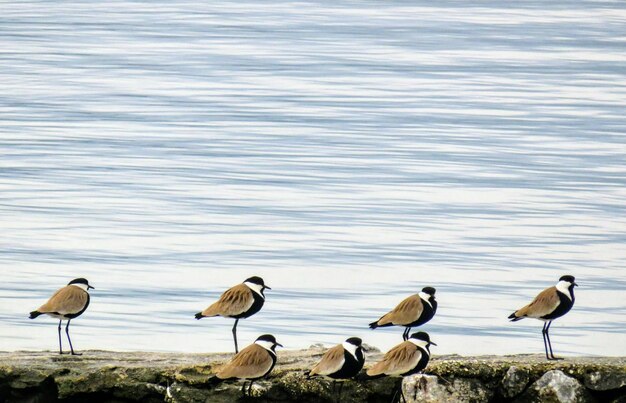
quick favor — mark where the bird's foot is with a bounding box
[548,356,563,361]
[70,351,83,356]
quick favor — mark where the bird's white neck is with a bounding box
[556,281,573,300]
[419,292,432,307]
[70,283,89,292]
[408,338,430,351]
[245,281,265,298]
[255,340,275,352]
[342,342,359,359]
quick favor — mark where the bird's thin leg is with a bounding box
[546,321,560,360]
[66,320,81,356]
[58,320,63,355]
[402,327,409,341]
[391,387,399,403]
[541,322,550,360]
[241,381,247,396]
[391,380,406,403]
[248,380,254,396]
[337,381,344,403]
[232,319,239,354]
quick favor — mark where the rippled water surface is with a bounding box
[1,1,625,356]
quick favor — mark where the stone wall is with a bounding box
[0,350,624,402]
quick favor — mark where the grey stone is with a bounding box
[584,369,626,391]
[500,365,530,398]
[403,374,492,403]
[515,370,594,403]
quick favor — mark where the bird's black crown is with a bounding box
[68,278,90,286]
[410,332,432,343]
[245,276,266,286]
[256,334,279,344]
[559,275,576,283]
[345,337,362,346]
[422,287,436,296]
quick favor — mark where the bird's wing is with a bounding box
[514,286,560,319]
[201,283,254,317]
[216,344,273,379]
[37,286,88,315]
[310,344,345,376]
[377,294,423,326]
[367,341,421,377]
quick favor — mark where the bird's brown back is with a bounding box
[37,286,89,316]
[310,344,345,376]
[376,294,423,326]
[366,341,421,377]
[200,283,254,318]
[216,343,274,379]
[514,286,560,319]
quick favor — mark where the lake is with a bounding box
[1,1,625,357]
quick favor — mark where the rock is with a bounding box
[515,370,594,403]
[403,374,492,403]
[1,352,624,402]
[584,369,626,391]
[500,365,530,398]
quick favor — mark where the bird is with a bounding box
[367,332,436,403]
[195,276,270,354]
[309,337,365,399]
[508,275,577,360]
[369,287,437,341]
[216,334,282,396]
[29,277,94,355]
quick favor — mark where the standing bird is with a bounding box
[367,332,436,403]
[29,278,94,355]
[508,275,577,360]
[195,276,270,353]
[369,287,437,341]
[309,337,365,398]
[216,334,282,396]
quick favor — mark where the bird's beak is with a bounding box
[276,342,283,348]
[430,341,437,346]
[88,285,95,290]
[574,282,578,287]
[264,285,272,290]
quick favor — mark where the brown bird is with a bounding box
[369,287,437,340]
[509,275,577,360]
[309,337,365,398]
[367,332,435,403]
[216,334,282,396]
[195,276,270,353]
[29,278,94,355]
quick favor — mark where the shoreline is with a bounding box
[1,349,624,402]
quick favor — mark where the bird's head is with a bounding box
[68,278,94,291]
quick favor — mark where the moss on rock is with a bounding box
[0,351,623,402]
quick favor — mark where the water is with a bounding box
[1,1,625,357]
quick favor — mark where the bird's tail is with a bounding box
[29,311,42,319]
[194,312,204,320]
[369,319,394,329]
[508,312,523,322]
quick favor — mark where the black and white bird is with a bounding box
[367,332,436,403]
[29,278,94,355]
[369,287,437,340]
[508,275,577,360]
[195,276,270,353]
[309,337,365,398]
[216,334,282,396]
